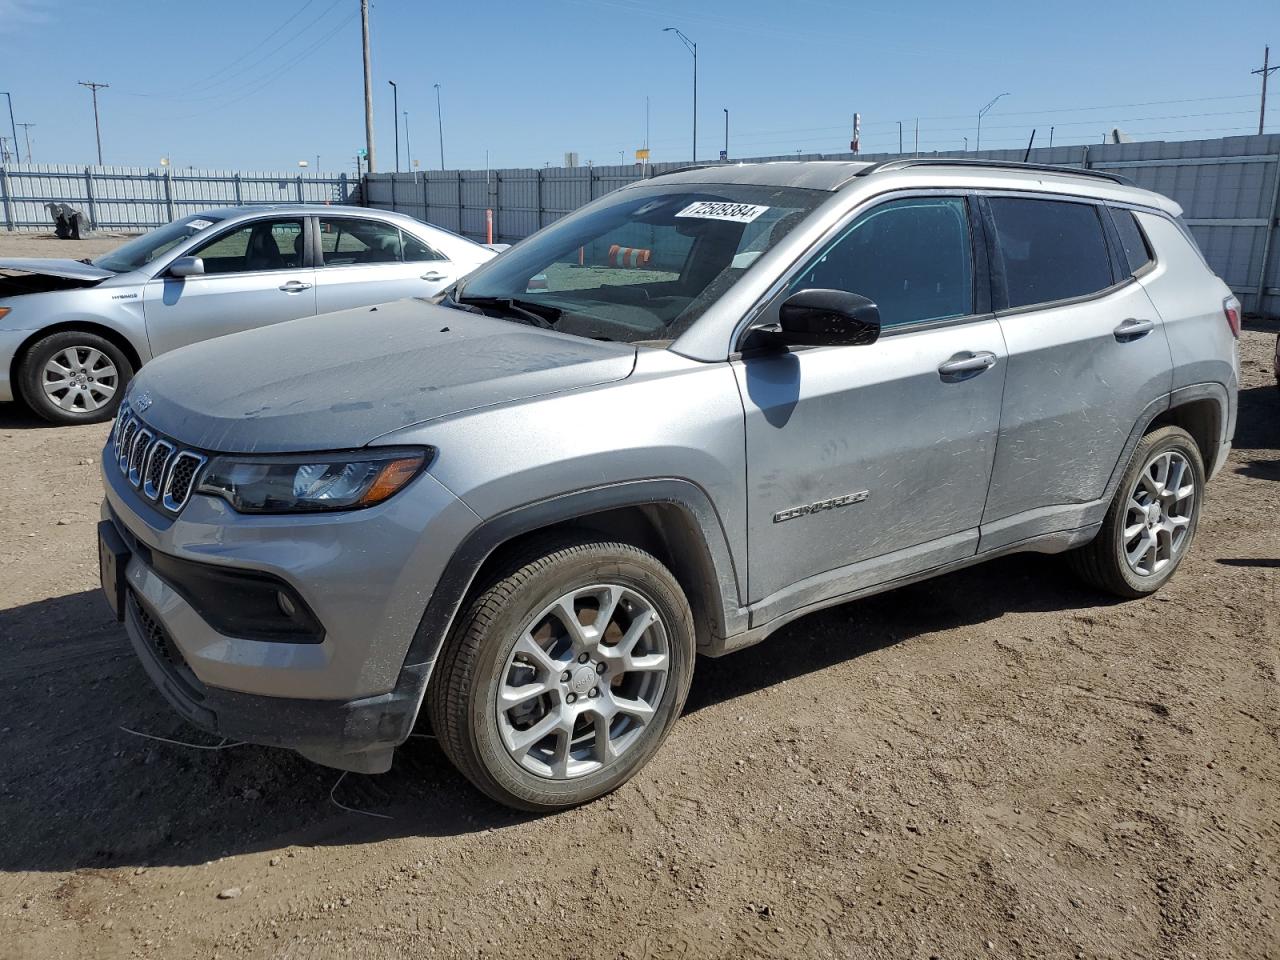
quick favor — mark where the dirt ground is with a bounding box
[0,235,1277,960]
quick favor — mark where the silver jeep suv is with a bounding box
[99,159,1239,811]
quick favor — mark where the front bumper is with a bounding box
[102,444,480,772]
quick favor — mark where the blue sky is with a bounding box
[0,0,1275,172]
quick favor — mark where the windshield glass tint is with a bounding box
[458,185,826,343]
[93,215,225,273]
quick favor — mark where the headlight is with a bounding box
[196,448,429,514]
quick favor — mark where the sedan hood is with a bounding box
[132,299,637,453]
[0,258,115,282]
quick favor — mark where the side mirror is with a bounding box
[169,256,205,278]
[776,289,880,347]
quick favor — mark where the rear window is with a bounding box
[988,197,1114,309]
[1110,208,1153,275]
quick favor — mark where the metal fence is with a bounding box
[364,135,1280,317]
[0,164,358,232]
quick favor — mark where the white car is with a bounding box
[0,205,498,424]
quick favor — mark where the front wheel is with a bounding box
[17,330,133,425]
[428,538,695,812]
[1067,426,1205,598]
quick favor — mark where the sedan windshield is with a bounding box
[455,184,826,343]
[92,215,224,273]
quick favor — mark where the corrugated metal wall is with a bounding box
[0,164,357,232]
[365,135,1280,317]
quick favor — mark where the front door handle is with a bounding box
[1114,317,1155,341]
[938,351,998,380]
[420,271,449,282]
[278,280,313,293]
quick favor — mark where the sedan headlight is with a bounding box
[196,448,429,514]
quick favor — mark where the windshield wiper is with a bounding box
[453,294,561,329]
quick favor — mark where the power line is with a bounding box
[185,0,319,90]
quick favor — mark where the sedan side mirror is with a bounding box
[169,256,205,278]
[745,289,881,351]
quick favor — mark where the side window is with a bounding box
[1110,208,1154,275]
[191,219,304,274]
[402,229,448,262]
[787,196,973,328]
[318,217,404,266]
[987,198,1114,308]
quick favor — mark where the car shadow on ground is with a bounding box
[0,550,1115,875]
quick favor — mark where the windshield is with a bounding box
[455,184,826,343]
[93,215,225,273]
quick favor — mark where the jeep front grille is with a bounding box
[110,406,208,514]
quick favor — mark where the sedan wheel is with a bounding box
[41,346,120,414]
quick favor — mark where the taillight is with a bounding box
[1223,296,1241,339]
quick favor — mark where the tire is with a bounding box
[1067,426,1205,598]
[17,330,133,425]
[428,536,696,812]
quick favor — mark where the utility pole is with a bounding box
[723,107,729,160]
[0,92,17,160]
[897,120,903,154]
[78,81,109,165]
[433,83,445,170]
[663,27,697,162]
[1253,46,1278,135]
[388,80,399,172]
[17,122,34,162]
[360,0,376,172]
[403,110,411,168]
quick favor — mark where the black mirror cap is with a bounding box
[764,288,880,348]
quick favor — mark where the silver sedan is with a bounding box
[0,205,498,423]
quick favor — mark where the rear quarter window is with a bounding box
[988,197,1114,309]
[1109,208,1154,275]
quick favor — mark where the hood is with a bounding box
[0,258,115,283]
[131,299,637,453]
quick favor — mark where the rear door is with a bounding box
[312,215,457,314]
[980,194,1173,549]
[736,194,1007,613]
[142,216,315,356]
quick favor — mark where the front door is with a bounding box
[142,217,315,356]
[313,215,457,314]
[736,195,1007,618]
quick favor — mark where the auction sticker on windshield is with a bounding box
[187,219,215,231]
[675,201,770,224]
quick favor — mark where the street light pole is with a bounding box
[0,92,17,161]
[360,0,376,172]
[403,111,411,168]
[976,92,1010,152]
[663,27,697,162]
[723,107,729,160]
[388,80,399,172]
[433,83,445,170]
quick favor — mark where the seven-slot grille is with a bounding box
[110,406,208,514]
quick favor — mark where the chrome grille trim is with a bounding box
[163,452,208,513]
[108,405,209,516]
[142,440,175,500]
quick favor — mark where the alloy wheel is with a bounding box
[496,583,670,780]
[1122,450,1195,577]
[41,346,119,413]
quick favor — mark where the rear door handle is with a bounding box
[1114,317,1155,341]
[938,351,998,380]
[420,271,449,282]
[278,280,313,293]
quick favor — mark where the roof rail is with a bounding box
[854,157,1132,186]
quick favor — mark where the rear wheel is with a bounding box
[1067,426,1204,598]
[17,330,133,425]
[428,537,695,811]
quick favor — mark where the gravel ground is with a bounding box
[0,236,1277,959]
